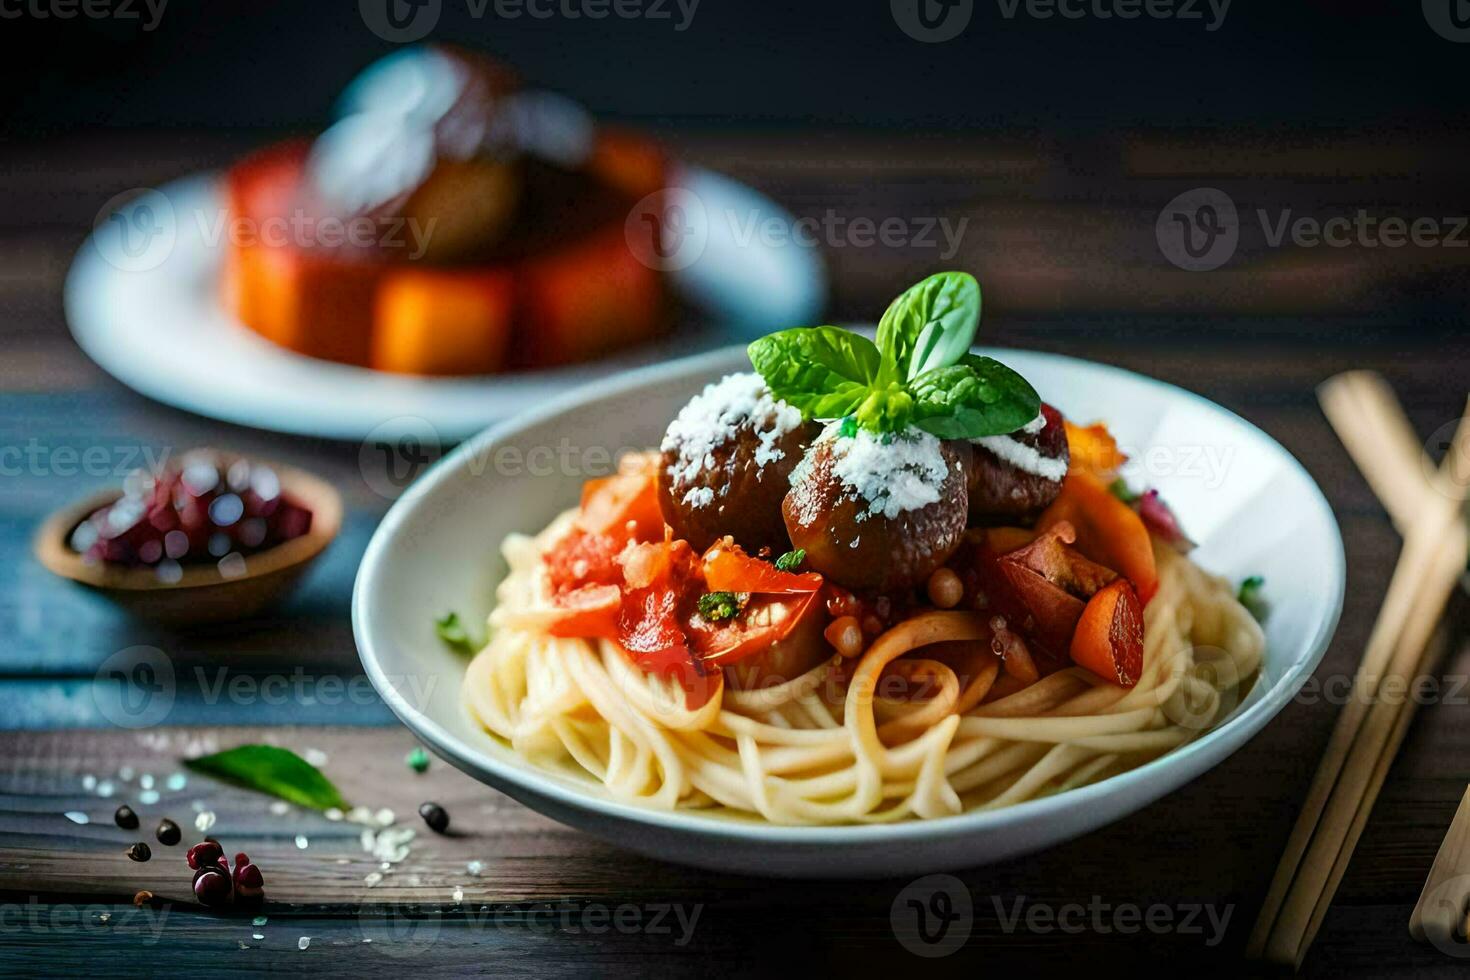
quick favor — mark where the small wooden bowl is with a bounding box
[32,456,343,626]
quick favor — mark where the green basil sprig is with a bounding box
[747,272,1039,438]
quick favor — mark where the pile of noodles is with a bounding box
[464,512,1265,825]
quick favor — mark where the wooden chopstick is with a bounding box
[1278,532,1467,965]
[1287,405,1470,963]
[1246,377,1470,964]
[1309,622,1454,959]
[1410,785,1470,945]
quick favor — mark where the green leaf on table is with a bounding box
[183,745,349,811]
[435,611,485,655]
[909,355,1040,439]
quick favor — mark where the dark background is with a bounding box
[1,0,1462,134]
[3,5,1470,977]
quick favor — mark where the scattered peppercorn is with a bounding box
[114,805,139,830]
[419,801,450,834]
[406,747,430,773]
[193,867,232,907]
[155,818,181,845]
[126,842,151,862]
[186,839,223,870]
[234,860,264,901]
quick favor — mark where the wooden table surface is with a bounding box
[1,129,1467,976]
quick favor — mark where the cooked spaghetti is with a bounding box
[459,273,1266,825]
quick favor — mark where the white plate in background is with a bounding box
[65,167,826,443]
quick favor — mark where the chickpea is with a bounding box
[824,615,866,658]
[926,567,964,609]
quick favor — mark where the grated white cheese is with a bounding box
[793,423,951,522]
[973,431,1068,481]
[661,373,803,508]
[1020,412,1047,435]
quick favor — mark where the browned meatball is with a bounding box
[658,374,818,553]
[967,402,1069,526]
[783,428,971,594]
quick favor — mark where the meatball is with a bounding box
[967,402,1069,526]
[658,374,818,553]
[783,426,971,594]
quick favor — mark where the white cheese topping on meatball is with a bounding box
[661,373,803,508]
[971,412,1067,482]
[790,423,950,523]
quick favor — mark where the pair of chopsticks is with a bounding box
[1246,371,1470,968]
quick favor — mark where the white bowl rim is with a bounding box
[353,343,1345,845]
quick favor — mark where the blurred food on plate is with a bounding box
[221,45,672,377]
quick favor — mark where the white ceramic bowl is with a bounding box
[353,345,1344,878]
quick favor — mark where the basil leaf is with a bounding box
[773,549,806,572]
[184,745,349,811]
[748,327,881,419]
[1238,575,1269,622]
[874,272,981,381]
[910,355,1040,439]
[435,611,484,655]
[852,384,915,434]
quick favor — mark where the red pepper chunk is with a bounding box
[1070,578,1144,687]
[700,538,823,595]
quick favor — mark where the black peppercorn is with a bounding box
[155,818,181,845]
[114,805,139,830]
[418,801,450,834]
[126,842,151,862]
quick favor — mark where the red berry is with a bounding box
[234,862,264,901]
[186,840,223,870]
[193,868,232,907]
[234,852,249,869]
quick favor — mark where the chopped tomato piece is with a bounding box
[577,451,664,542]
[689,591,821,666]
[543,584,621,639]
[701,538,823,594]
[1038,469,1158,603]
[544,530,624,594]
[1065,421,1127,482]
[1070,578,1144,686]
[992,559,1085,660]
[1003,521,1118,599]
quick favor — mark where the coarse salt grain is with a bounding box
[660,373,802,508]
